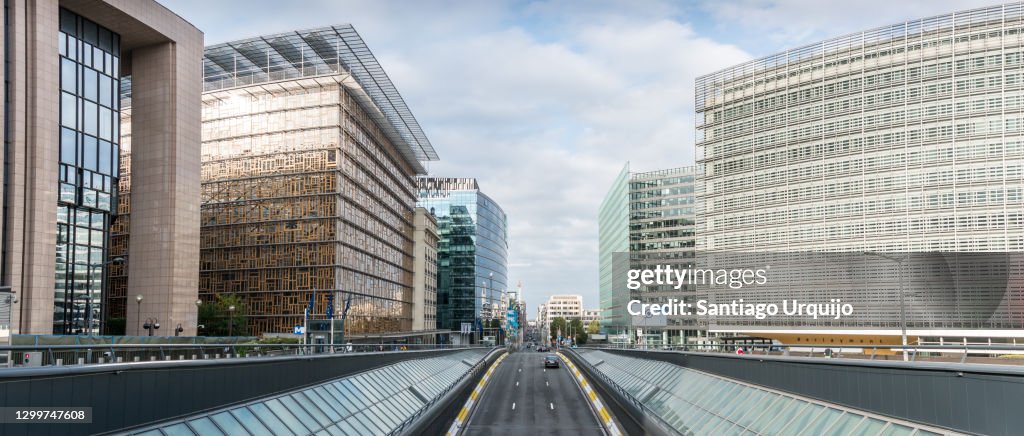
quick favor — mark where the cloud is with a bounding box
[158,0,754,316]
[375,10,750,314]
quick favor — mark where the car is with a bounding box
[537,346,548,352]
[544,355,559,368]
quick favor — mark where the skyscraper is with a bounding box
[3,0,202,335]
[417,177,509,340]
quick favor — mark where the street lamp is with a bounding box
[135,294,143,336]
[228,304,236,337]
[143,317,160,336]
[863,252,910,362]
[195,299,203,335]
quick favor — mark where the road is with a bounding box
[463,350,604,436]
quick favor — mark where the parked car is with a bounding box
[544,355,559,368]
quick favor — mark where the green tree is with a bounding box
[198,294,248,337]
[549,317,567,343]
[569,318,586,345]
[587,320,600,335]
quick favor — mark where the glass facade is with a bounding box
[199,79,417,335]
[417,178,509,335]
[575,349,947,435]
[696,4,1024,253]
[598,164,630,331]
[629,167,698,344]
[54,8,121,334]
[126,349,490,435]
[107,26,436,337]
[599,165,698,344]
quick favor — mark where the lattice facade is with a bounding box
[197,76,419,335]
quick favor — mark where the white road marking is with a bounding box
[546,381,549,387]
[516,381,519,386]
[550,402,554,410]
[512,402,516,410]
[518,368,522,372]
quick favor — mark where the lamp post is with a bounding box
[135,294,143,336]
[143,317,159,336]
[863,252,910,362]
[195,299,203,335]
[228,304,236,337]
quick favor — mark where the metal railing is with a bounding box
[1,342,479,368]
[592,342,1024,365]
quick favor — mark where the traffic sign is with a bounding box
[294,325,305,335]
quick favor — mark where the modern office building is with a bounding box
[108,25,438,337]
[412,208,439,331]
[417,177,509,339]
[598,164,630,331]
[599,164,699,345]
[582,308,602,326]
[3,0,202,335]
[695,3,1024,343]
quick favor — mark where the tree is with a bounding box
[569,318,586,345]
[549,317,567,343]
[198,294,248,337]
[587,320,600,335]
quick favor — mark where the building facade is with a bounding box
[538,294,587,341]
[108,25,438,337]
[597,164,630,331]
[582,308,601,326]
[3,0,201,335]
[695,4,1024,342]
[417,178,509,338]
[599,164,698,345]
[412,208,439,331]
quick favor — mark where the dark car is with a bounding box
[544,355,559,368]
[537,346,548,352]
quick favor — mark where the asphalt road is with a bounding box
[463,350,604,436]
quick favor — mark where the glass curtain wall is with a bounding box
[55,8,121,334]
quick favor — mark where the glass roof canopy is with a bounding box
[202,25,438,172]
[127,349,489,436]
[576,350,948,436]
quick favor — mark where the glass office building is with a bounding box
[417,178,509,337]
[54,9,121,334]
[599,164,698,345]
[108,25,438,336]
[695,4,1024,341]
[4,0,200,336]
[598,164,630,332]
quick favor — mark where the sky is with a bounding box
[160,0,998,316]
